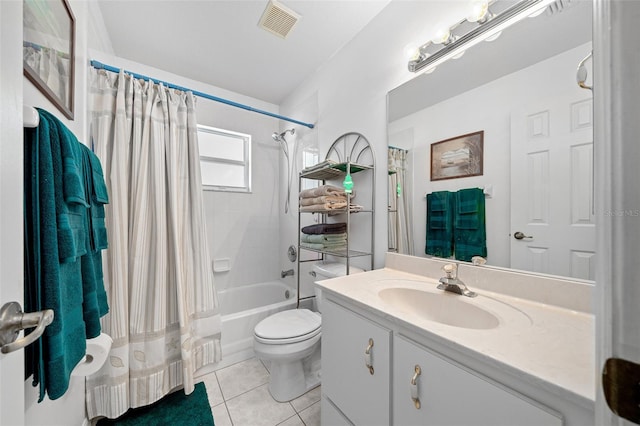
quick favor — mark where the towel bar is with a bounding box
[23,105,39,128]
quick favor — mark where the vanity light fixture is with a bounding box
[408,0,556,74]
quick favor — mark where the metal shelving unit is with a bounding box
[296,133,375,306]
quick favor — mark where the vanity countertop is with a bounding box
[316,266,595,410]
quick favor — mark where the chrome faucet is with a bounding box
[281,269,294,278]
[437,263,477,298]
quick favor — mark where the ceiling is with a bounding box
[97,0,391,105]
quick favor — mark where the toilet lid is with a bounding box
[255,309,321,343]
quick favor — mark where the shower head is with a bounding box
[272,128,295,142]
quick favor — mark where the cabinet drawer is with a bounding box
[322,299,391,425]
[393,335,562,426]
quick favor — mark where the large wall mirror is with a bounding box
[387,0,593,281]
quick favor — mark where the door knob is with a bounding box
[0,302,54,354]
[513,231,533,240]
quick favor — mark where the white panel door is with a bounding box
[510,92,595,280]
[0,1,26,424]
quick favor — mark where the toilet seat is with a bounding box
[254,309,321,345]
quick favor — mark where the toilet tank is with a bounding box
[313,262,364,312]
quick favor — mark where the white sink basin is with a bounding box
[378,287,500,329]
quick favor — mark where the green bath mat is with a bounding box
[97,382,214,426]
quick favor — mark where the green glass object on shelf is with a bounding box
[343,171,354,193]
[396,182,402,197]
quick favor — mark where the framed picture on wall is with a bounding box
[430,131,484,181]
[23,0,76,120]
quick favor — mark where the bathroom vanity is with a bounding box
[317,253,595,426]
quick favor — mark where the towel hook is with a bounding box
[576,51,593,91]
[0,302,54,354]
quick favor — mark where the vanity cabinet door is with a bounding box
[393,335,562,426]
[322,299,391,425]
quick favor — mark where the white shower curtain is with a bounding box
[85,69,221,419]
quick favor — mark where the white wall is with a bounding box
[389,43,592,268]
[280,0,593,279]
[279,1,472,286]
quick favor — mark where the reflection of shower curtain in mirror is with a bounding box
[23,45,70,103]
[85,69,222,419]
[388,147,414,255]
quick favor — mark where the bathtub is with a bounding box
[218,280,296,366]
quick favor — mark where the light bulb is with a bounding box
[403,42,421,61]
[431,27,452,45]
[467,0,489,23]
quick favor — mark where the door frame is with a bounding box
[593,0,639,424]
[0,1,26,425]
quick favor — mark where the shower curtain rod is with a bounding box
[90,60,315,129]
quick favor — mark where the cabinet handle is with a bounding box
[364,338,374,375]
[410,365,422,409]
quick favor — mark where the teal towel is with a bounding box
[80,144,109,334]
[24,109,110,401]
[25,111,86,401]
[425,191,454,258]
[83,146,109,250]
[454,188,487,261]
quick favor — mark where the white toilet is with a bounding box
[253,262,363,402]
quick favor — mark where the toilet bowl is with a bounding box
[253,262,363,402]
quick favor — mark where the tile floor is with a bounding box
[200,357,321,426]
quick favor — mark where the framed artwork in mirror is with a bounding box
[23,0,75,120]
[430,130,483,181]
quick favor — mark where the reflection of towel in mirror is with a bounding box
[299,184,345,199]
[425,191,454,258]
[454,188,486,261]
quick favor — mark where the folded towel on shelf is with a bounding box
[301,222,347,235]
[301,233,347,244]
[301,160,338,174]
[299,195,347,207]
[299,184,345,199]
[300,241,347,251]
[301,242,325,250]
[300,202,348,212]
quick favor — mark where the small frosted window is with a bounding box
[200,161,246,188]
[197,125,251,192]
[198,131,244,161]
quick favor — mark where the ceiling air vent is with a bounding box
[258,0,301,39]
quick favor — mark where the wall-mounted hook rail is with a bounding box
[576,51,593,91]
